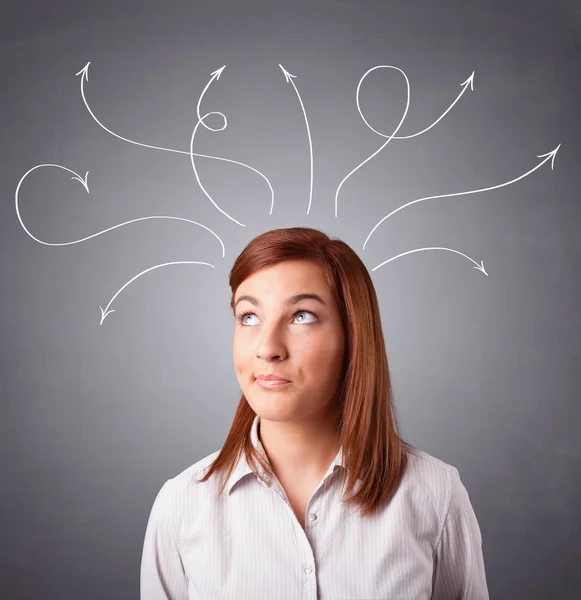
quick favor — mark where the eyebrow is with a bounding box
[234,293,327,308]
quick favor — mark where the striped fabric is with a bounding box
[140,415,489,599]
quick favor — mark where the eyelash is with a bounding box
[236,309,319,327]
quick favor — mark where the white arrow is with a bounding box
[15,164,225,256]
[75,62,274,215]
[335,65,411,219]
[197,65,226,131]
[371,246,488,275]
[279,64,314,215]
[99,261,214,324]
[363,144,561,251]
[359,71,475,140]
[190,66,247,226]
[190,110,246,227]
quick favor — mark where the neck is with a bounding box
[258,405,342,482]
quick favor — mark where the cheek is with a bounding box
[301,331,344,367]
[233,338,251,371]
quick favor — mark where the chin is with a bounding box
[247,395,296,416]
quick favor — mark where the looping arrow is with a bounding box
[361,71,475,140]
[335,65,411,219]
[15,163,225,256]
[189,67,247,226]
[76,62,274,218]
[190,109,246,227]
[197,66,226,132]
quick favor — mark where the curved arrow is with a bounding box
[279,64,314,215]
[197,65,226,131]
[335,65,411,219]
[190,111,246,227]
[371,246,488,274]
[190,68,246,226]
[363,144,561,251]
[75,62,274,213]
[99,260,215,324]
[360,71,475,140]
[15,164,225,256]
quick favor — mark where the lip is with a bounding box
[255,377,291,389]
[256,375,291,382]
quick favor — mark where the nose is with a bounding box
[256,323,287,362]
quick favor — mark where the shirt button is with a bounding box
[305,565,313,574]
[308,513,317,521]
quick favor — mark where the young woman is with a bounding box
[140,227,489,599]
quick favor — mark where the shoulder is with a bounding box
[402,444,478,549]
[401,445,461,536]
[150,448,224,518]
[403,443,457,494]
[171,448,223,489]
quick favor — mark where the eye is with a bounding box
[236,309,319,327]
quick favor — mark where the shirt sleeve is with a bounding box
[140,479,189,600]
[431,466,489,600]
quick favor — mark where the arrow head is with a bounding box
[474,260,488,276]
[75,62,91,82]
[537,143,561,170]
[211,65,226,79]
[461,71,475,91]
[278,64,296,83]
[99,306,114,325]
[70,170,90,193]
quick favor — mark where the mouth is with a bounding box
[255,378,292,388]
[255,374,291,383]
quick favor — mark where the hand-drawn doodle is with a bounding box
[363,145,560,252]
[76,62,274,221]
[335,65,411,219]
[16,62,560,324]
[371,247,487,275]
[279,64,314,215]
[15,164,224,255]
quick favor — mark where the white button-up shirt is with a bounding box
[140,415,489,599]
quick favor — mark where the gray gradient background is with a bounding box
[1,1,580,598]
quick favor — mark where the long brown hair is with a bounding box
[196,226,411,519]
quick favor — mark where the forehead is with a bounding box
[236,260,329,296]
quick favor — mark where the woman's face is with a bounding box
[233,260,346,424]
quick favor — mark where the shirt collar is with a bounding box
[225,414,346,495]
